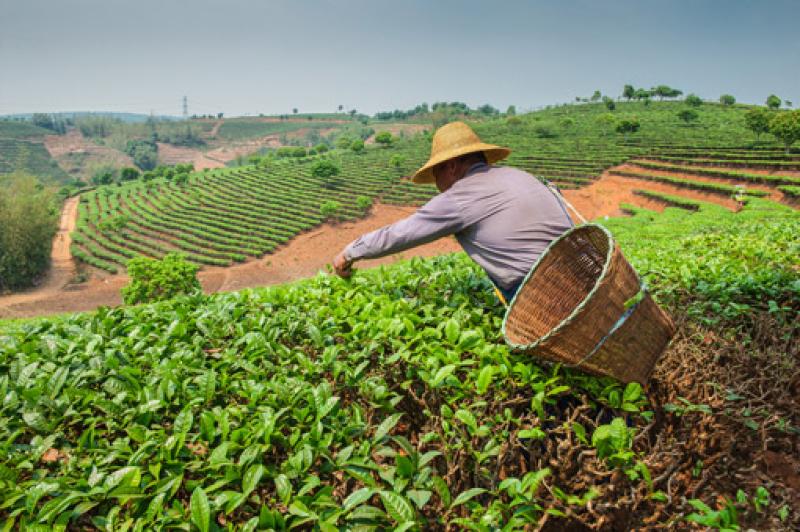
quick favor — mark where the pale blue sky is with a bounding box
[1,0,798,116]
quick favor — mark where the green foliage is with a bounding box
[375,131,394,146]
[0,173,59,290]
[684,94,703,107]
[356,195,372,211]
[310,159,340,179]
[120,253,200,305]
[744,108,773,139]
[603,96,616,111]
[719,94,736,106]
[124,139,158,171]
[622,84,635,101]
[766,94,782,110]
[120,167,140,181]
[615,117,641,136]
[314,143,329,153]
[677,109,699,124]
[320,200,341,220]
[350,139,365,153]
[768,110,800,153]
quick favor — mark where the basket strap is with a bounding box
[539,176,588,225]
[569,282,648,370]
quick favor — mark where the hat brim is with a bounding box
[411,144,511,184]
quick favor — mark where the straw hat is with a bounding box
[412,121,511,184]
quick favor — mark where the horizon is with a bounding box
[1,0,799,117]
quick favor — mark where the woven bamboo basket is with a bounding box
[502,224,675,383]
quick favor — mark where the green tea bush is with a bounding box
[121,252,200,305]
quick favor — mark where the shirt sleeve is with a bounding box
[344,193,465,261]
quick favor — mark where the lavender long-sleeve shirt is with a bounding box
[344,163,574,289]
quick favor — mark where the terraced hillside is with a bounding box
[69,102,799,274]
[0,121,69,183]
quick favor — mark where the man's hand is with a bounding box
[333,251,354,278]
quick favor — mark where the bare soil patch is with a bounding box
[44,130,133,180]
[156,142,225,170]
[562,170,742,220]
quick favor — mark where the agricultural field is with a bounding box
[0,191,798,529]
[67,101,799,275]
[0,121,70,184]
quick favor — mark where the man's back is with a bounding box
[446,163,574,289]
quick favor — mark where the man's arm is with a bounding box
[334,193,464,275]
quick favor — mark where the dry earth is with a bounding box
[44,130,134,180]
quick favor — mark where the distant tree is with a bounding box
[622,84,635,101]
[766,94,781,110]
[591,90,602,102]
[744,108,771,140]
[375,131,394,146]
[603,96,616,111]
[217,112,223,119]
[92,168,116,185]
[677,109,699,124]
[338,104,344,112]
[768,110,800,153]
[785,100,793,108]
[349,109,357,117]
[653,85,682,100]
[31,113,55,130]
[719,94,736,106]
[120,167,140,181]
[684,94,703,107]
[506,105,516,116]
[350,139,365,153]
[615,117,641,139]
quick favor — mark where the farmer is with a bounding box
[333,121,574,302]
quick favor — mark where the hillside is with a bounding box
[0,121,70,183]
[68,101,799,275]
[0,191,797,529]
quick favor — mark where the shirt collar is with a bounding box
[465,161,489,177]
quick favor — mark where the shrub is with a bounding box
[719,94,736,106]
[677,109,699,124]
[356,195,372,212]
[350,139,365,153]
[615,118,641,137]
[121,253,200,305]
[120,167,140,181]
[684,94,703,107]
[311,159,341,189]
[320,200,341,220]
[603,97,616,111]
[506,116,522,126]
[314,143,329,153]
[375,131,394,146]
[389,154,406,169]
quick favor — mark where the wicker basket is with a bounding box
[502,224,675,383]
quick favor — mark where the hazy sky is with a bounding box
[1,0,798,117]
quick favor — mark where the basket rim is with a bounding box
[501,223,615,351]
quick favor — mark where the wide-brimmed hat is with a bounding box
[412,121,511,184]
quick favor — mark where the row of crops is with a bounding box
[70,101,799,272]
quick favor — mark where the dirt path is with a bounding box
[0,203,461,319]
[0,196,79,309]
